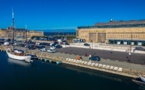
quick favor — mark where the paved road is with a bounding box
[56,47,145,65]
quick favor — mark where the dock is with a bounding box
[1,45,145,78]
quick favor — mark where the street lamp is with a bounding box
[91,39,94,56]
[129,32,132,61]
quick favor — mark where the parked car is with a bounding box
[4,42,9,46]
[64,42,70,45]
[89,56,100,61]
[40,48,47,52]
[135,47,145,51]
[50,46,56,50]
[84,43,90,46]
[28,45,36,50]
[18,44,25,47]
[55,44,62,48]
[36,45,45,49]
[50,42,58,46]
[47,49,56,53]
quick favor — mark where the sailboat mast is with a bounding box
[25,25,28,53]
[12,7,15,49]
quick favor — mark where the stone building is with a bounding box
[0,26,44,39]
[0,29,7,37]
[77,20,145,46]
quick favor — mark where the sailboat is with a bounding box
[6,8,31,62]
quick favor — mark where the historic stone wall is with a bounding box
[0,29,6,37]
[0,29,44,38]
[77,27,145,43]
[27,31,44,38]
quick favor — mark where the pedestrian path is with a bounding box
[62,43,145,54]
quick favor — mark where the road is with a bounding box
[56,47,145,65]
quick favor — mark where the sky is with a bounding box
[0,0,145,31]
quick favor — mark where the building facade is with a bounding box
[0,26,44,39]
[77,20,145,46]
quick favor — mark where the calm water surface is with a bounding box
[0,52,144,90]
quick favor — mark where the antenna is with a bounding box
[12,7,14,19]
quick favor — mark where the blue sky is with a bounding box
[0,0,145,30]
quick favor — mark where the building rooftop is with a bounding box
[78,19,145,29]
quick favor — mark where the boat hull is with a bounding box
[140,75,145,83]
[6,50,31,61]
[132,78,145,86]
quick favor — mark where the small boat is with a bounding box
[132,78,145,86]
[132,75,145,86]
[140,75,145,83]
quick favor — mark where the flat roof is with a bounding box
[78,20,145,29]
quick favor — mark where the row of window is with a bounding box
[107,34,145,38]
[107,32,145,34]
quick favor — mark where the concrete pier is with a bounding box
[1,45,145,78]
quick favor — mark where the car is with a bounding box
[89,56,100,61]
[49,46,56,50]
[50,42,58,46]
[84,43,90,46]
[47,49,56,53]
[55,44,62,48]
[135,47,145,51]
[40,48,47,52]
[64,42,70,45]
[36,45,45,49]
[27,45,36,50]
[4,42,9,46]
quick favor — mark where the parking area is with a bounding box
[56,47,145,65]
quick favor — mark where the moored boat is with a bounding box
[5,7,32,62]
[132,77,145,86]
[132,75,145,86]
[6,48,31,61]
[140,75,145,83]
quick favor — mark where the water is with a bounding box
[0,51,144,90]
[44,32,76,36]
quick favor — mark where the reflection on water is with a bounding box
[0,52,142,90]
[138,85,145,90]
[61,64,132,84]
[8,58,31,67]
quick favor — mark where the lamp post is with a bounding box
[91,39,94,56]
[129,32,132,61]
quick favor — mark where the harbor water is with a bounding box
[0,51,144,90]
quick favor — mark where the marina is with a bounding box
[1,45,145,78]
[0,0,145,89]
[0,51,144,90]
